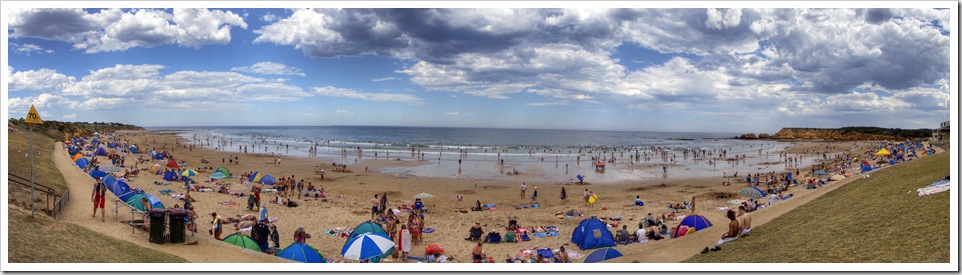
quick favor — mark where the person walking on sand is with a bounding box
[371,194,381,220]
[210,212,224,240]
[560,187,567,204]
[690,196,697,214]
[531,186,539,203]
[584,189,590,206]
[520,182,527,198]
[91,177,107,222]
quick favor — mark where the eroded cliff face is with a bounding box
[770,128,899,140]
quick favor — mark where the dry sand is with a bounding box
[53,131,876,263]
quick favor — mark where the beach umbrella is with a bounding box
[738,187,765,200]
[341,233,396,261]
[181,169,198,177]
[249,172,263,183]
[813,170,828,175]
[223,233,262,252]
[99,164,122,173]
[583,247,623,263]
[278,242,325,263]
[875,148,891,156]
[413,192,434,199]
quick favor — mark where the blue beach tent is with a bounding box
[76,158,90,169]
[95,147,108,156]
[68,146,80,155]
[109,180,132,197]
[129,146,139,154]
[260,174,277,185]
[117,187,142,202]
[672,214,713,238]
[278,242,326,263]
[153,153,165,160]
[89,169,107,180]
[163,171,178,181]
[571,217,615,250]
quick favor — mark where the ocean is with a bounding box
[153,126,793,183]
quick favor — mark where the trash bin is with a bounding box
[168,208,187,244]
[148,209,168,244]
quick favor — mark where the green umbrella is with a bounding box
[223,233,262,252]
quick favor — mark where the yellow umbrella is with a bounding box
[875,148,891,156]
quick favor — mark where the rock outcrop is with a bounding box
[771,128,901,140]
[738,133,757,139]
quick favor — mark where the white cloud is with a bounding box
[9,43,54,55]
[231,62,306,77]
[336,110,354,116]
[443,112,470,117]
[313,86,423,105]
[525,100,570,107]
[8,8,247,53]
[372,77,399,82]
[261,13,278,23]
[61,113,77,120]
[9,68,76,91]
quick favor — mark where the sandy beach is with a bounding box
[49,130,889,265]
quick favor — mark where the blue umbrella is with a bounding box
[278,242,326,263]
[341,233,395,261]
[584,247,623,263]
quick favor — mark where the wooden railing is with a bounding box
[8,173,68,218]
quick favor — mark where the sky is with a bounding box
[3,3,955,134]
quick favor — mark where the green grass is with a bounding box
[7,209,189,263]
[685,152,950,263]
[7,126,69,193]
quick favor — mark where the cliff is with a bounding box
[769,127,932,140]
[8,119,144,140]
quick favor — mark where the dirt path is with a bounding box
[52,142,289,263]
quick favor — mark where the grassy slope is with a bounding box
[686,152,950,263]
[7,128,187,263]
[8,208,188,263]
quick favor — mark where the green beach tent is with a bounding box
[215,167,231,178]
[223,233,262,252]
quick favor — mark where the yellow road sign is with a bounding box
[25,104,43,124]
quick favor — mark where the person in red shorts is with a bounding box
[91,177,107,222]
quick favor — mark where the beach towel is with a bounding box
[717,207,731,211]
[533,232,549,238]
[170,194,185,199]
[531,204,540,208]
[422,228,435,233]
[537,248,554,259]
[548,231,559,237]
[219,201,239,206]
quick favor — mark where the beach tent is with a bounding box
[349,221,389,240]
[861,165,873,173]
[738,187,766,200]
[570,217,615,250]
[583,247,624,263]
[672,215,713,239]
[103,175,118,187]
[153,153,165,160]
[278,242,326,263]
[108,180,132,197]
[72,153,83,162]
[259,174,277,185]
[875,148,891,156]
[813,170,828,175]
[210,172,229,179]
[149,164,162,175]
[128,146,139,154]
[89,169,107,180]
[117,188,143,202]
[249,172,264,183]
[76,158,90,169]
[348,221,390,263]
[223,233,263,252]
[215,167,231,178]
[68,146,80,155]
[124,193,165,212]
[94,147,108,156]
[166,159,179,168]
[163,171,178,181]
